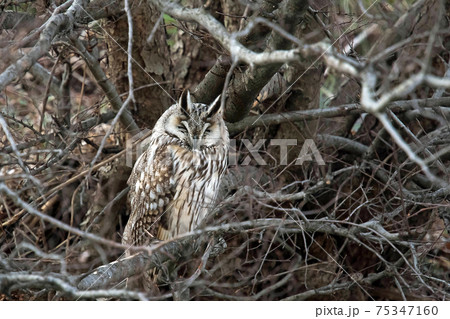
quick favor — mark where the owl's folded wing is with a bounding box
[123,146,175,246]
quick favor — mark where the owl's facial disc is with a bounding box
[165,92,224,150]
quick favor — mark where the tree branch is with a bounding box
[0,0,88,92]
[0,272,146,300]
[226,97,450,135]
[77,237,200,290]
[69,36,139,134]
[76,215,415,291]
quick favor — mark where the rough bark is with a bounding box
[103,0,172,129]
[224,0,309,123]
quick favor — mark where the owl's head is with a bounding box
[156,91,228,150]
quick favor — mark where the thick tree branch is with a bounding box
[77,216,414,291]
[77,237,200,290]
[227,97,450,135]
[0,272,146,300]
[192,1,280,104]
[149,0,450,126]
[224,0,309,122]
[0,0,88,92]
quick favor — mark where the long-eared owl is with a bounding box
[123,91,229,247]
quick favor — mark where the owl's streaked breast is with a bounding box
[123,93,229,248]
[162,144,227,240]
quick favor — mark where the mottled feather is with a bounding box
[123,92,229,249]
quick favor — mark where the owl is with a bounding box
[123,91,229,247]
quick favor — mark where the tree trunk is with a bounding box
[103,0,173,129]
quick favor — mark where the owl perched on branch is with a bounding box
[123,91,229,247]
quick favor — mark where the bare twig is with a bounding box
[227,97,450,134]
[0,0,85,91]
[69,37,139,134]
[0,272,146,300]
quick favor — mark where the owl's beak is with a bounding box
[192,138,199,150]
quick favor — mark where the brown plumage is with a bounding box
[123,91,229,248]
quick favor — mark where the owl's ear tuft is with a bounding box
[179,90,192,114]
[205,95,222,118]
